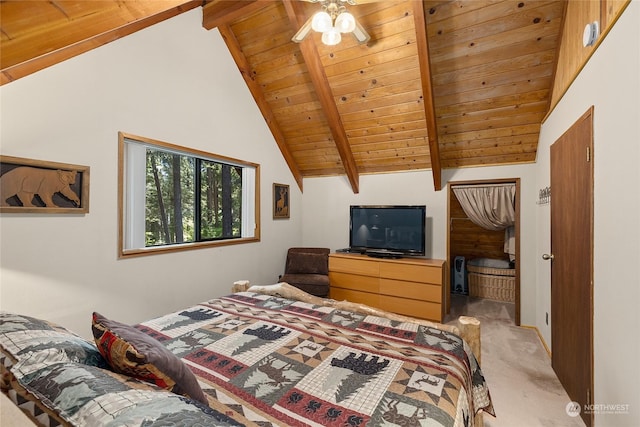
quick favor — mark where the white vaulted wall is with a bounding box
[0,9,302,338]
[536,2,640,425]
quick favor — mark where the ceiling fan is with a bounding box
[292,0,371,46]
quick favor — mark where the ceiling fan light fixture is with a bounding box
[335,11,356,33]
[311,11,332,33]
[293,0,368,46]
[322,27,342,45]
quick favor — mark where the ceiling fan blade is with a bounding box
[351,19,370,44]
[298,0,380,4]
[292,16,313,43]
[346,0,381,4]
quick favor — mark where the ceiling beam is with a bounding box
[413,1,442,191]
[217,24,304,191]
[282,0,360,194]
[202,0,271,30]
[0,1,200,85]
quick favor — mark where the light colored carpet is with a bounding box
[446,295,585,427]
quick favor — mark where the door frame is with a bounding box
[446,178,521,326]
[550,106,594,426]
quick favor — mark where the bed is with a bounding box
[0,282,493,426]
[467,258,515,303]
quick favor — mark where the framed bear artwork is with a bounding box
[0,155,90,214]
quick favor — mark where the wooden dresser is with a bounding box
[328,253,446,322]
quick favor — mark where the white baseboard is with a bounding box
[520,324,551,357]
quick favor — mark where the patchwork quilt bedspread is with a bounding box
[136,291,494,426]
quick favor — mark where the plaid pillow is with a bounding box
[91,312,207,404]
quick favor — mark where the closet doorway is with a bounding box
[446,179,521,326]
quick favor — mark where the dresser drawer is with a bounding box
[379,279,442,303]
[379,296,442,322]
[329,256,379,277]
[330,271,379,293]
[330,288,380,308]
[379,263,442,284]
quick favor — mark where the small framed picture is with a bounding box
[0,155,90,214]
[273,183,289,219]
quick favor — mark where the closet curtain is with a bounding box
[453,183,516,260]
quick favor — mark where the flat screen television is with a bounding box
[349,205,426,258]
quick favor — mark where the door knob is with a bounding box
[542,253,554,260]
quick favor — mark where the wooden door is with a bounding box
[550,107,594,427]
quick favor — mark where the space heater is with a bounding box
[452,256,468,295]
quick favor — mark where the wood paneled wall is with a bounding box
[448,187,510,263]
[548,0,630,115]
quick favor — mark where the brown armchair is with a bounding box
[279,247,330,297]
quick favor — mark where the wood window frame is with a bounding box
[117,132,260,258]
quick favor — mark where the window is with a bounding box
[118,132,259,257]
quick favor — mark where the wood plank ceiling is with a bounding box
[0,0,566,193]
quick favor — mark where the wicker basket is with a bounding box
[467,265,515,302]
